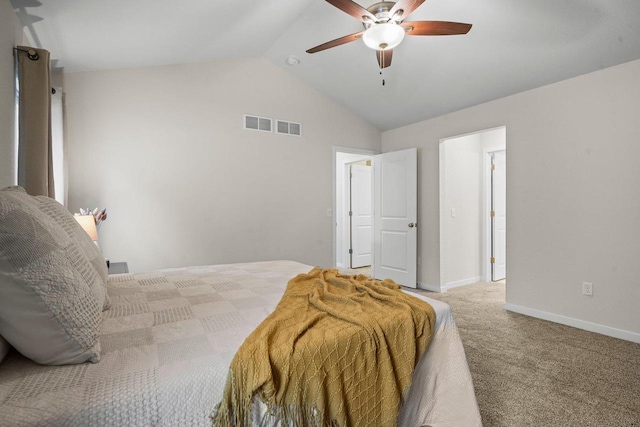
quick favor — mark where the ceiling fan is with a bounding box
[306,0,472,70]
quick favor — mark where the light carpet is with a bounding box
[409,281,640,427]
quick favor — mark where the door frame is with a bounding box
[482,147,506,282]
[332,146,378,268]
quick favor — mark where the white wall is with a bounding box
[382,58,640,340]
[62,58,380,272]
[440,133,482,288]
[0,0,24,188]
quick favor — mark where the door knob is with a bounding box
[408,222,416,228]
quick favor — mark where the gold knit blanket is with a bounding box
[211,268,436,427]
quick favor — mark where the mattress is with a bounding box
[0,260,481,426]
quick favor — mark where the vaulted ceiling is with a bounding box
[11,0,640,130]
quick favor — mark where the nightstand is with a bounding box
[107,262,129,274]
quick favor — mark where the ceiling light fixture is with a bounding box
[362,23,405,50]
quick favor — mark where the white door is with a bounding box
[491,151,506,281]
[373,148,418,288]
[350,164,372,268]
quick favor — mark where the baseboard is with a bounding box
[442,276,482,292]
[503,303,640,344]
[417,282,442,293]
[417,276,483,293]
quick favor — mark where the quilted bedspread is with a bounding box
[0,260,481,427]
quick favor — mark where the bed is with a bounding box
[0,187,481,426]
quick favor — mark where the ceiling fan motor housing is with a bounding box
[363,1,400,27]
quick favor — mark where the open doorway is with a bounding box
[439,127,506,291]
[333,147,419,287]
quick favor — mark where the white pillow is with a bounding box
[0,187,103,365]
[0,336,10,363]
[35,195,111,310]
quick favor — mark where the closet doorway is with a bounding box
[333,148,375,270]
[348,162,372,268]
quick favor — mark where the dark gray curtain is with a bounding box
[14,46,54,198]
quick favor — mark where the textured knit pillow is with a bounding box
[0,187,103,365]
[35,195,111,310]
[0,336,10,363]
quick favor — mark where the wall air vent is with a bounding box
[244,114,272,132]
[276,120,302,137]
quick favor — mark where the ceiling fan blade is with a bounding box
[389,0,425,20]
[306,31,364,54]
[401,21,472,35]
[325,0,377,22]
[376,49,393,69]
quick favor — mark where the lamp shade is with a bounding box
[75,215,98,241]
[362,23,405,50]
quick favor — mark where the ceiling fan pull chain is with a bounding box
[380,51,386,86]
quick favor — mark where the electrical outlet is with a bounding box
[582,282,593,296]
[327,208,332,217]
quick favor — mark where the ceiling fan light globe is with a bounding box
[362,23,405,50]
